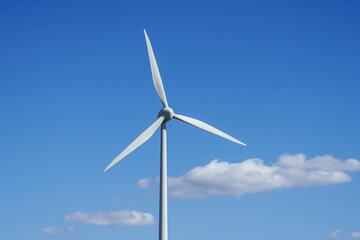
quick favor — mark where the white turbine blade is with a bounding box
[104,116,165,172]
[174,114,246,146]
[144,29,168,107]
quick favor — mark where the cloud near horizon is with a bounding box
[64,210,154,226]
[351,232,360,238]
[41,226,75,234]
[328,230,341,239]
[138,178,150,189]
[166,153,360,198]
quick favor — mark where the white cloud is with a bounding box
[42,226,62,234]
[167,154,360,198]
[64,210,154,226]
[328,230,341,239]
[351,232,360,238]
[138,178,150,189]
[41,226,75,234]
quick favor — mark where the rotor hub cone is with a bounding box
[158,107,174,122]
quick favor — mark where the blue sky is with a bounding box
[1,0,360,239]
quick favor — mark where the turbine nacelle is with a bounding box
[158,107,174,122]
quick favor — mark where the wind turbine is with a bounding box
[104,30,246,240]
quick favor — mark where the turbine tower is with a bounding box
[104,30,246,240]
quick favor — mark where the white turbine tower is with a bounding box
[104,30,246,240]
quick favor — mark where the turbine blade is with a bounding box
[104,116,165,172]
[144,29,168,107]
[174,114,246,146]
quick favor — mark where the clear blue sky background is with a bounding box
[1,0,360,240]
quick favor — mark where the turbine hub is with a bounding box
[158,107,174,122]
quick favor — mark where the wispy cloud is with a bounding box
[110,197,119,205]
[64,210,153,226]
[167,153,360,198]
[328,230,341,239]
[351,232,360,238]
[138,178,150,189]
[41,226,75,234]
